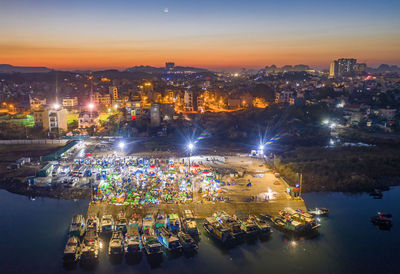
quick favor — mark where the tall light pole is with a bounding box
[188,142,194,173]
[259,144,264,158]
[118,141,125,155]
[187,142,194,200]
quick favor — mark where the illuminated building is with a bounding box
[329,61,338,78]
[93,92,111,106]
[34,107,68,132]
[338,58,357,76]
[62,97,78,108]
[330,58,358,77]
[184,90,197,111]
[109,86,118,100]
[140,82,153,94]
[29,96,47,110]
[78,111,100,128]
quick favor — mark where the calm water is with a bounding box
[1,188,399,274]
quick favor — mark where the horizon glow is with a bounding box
[0,0,399,70]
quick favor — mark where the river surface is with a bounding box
[0,188,399,274]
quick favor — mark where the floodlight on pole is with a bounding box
[187,142,194,174]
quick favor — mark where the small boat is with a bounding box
[203,217,234,244]
[369,190,383,199]
[86,215,100,234]
[141,223,163,257]
[371,212,392,227]
[69,214,86,237]
[142,215,155,231]
[166,213,181,234]
[108,231,124,256]
[101,214,114,234]
[214,211,245,239]
[236,215,259,236]
[181,209,199,236]
[270,215,319,235]
[115,212,127,233]
[63,236,81,263]
[124,218,142,256]
[155,212,166,229]
[308,208,330,216]
[156,227,183,252]
[280,208,320,231]
[177,231,198,252]
[80,229,99,263]
[250,215,271,236]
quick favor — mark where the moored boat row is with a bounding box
[63,207,326,265]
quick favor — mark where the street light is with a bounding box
[259,144,264,156]
[187,142,195,194]
[187,142,194,173]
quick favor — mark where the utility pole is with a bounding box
[299,173,303,197]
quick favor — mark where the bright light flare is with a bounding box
[88,103,94,110]
[118,142,125,149]
[53,103,60,110]
[188,143,194,151]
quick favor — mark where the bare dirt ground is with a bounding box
[0,144,64,178]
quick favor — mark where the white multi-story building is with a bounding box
[62,96,78,108]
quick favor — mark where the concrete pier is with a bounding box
[87,198,306,219]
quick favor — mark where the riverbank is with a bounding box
[0,178,90,199]
[273,145,400,192]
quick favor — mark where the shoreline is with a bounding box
[1,176,398,201]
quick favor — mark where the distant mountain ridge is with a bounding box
[366,64,400,73]
[125,65,208,73]
[0,64,52,73]
[263,64,312,73]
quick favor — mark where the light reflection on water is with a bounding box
[0,187,399,273]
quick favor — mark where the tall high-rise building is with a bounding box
[329,61,338,78]
[337,58,357,76]
[109,86,118,100]
[330,58,357,77]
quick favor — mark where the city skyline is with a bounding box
[1,0,399,70]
